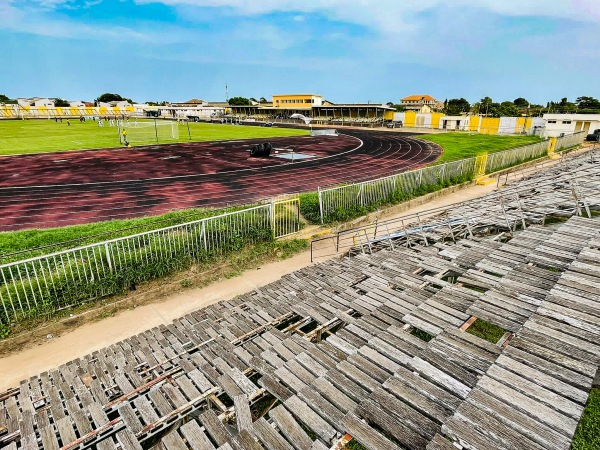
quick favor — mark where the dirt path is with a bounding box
[0,147,588,390]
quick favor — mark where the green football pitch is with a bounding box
[0,119,309,155]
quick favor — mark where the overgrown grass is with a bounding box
[421,133,542,164]
[466,319,507,344]
[572,388,600,450]
[410,327,434,342]
[346,439,367,449]
[0,204,260,263]
[303,173,474,224]
[0,237,308,338]
[0,120,308,155]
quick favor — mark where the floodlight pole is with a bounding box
[187,121,191,140]
[154,118,159,143]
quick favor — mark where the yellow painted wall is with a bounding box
[403,111,416,128]
[480,117,500,134]
[125,106,134,113]
[272,94,320,108]
[384,110,394,120]
[70,107,80,115]
[468,116,480,131]
[431,113,443,129]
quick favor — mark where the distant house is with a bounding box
[17,97,54,107]
[171,99,207,107]
[69,101,86,107]
[400,95,444,112]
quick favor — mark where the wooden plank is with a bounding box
[180,419,216,450]
[466,388,572,450]
[476,376,577,436]
[116,429,143,450]
[312,377,357,414]
[161,429,190,450]
[234,395,253,432]
[357,399,429,450]
[232,429,263,450]
[426,433,459,450]
[298,386,345,430]
[56,416,77,446]
[269,405,313,450]
[284,395,336,443]
[341,413,403,450]
[409,357,471,399]
[253,417,293,450]
[259,374,293,402]
[200,410,232,447]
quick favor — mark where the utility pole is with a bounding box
[225,83,229,102]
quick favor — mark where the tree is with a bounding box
[228,97,251,106]
[576,96,600,111]
[474,96,494,116]
[386,102,394,107]
[95,93,133,105]
[54,98,70,107]
[259,97,268,104]
[513,97,529,108]
[0,94,16,104]
[249,98,258,103]
[444,98,470,116]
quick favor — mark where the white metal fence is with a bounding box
[0,201,300,324]
[317,133,586,223]
[485,140,550,173]
[556,132,586,150]
[318,157,477,222]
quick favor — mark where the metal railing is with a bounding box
[310,154,597,262]
[555,132,586,150]
[316,133,586,223]
[484,140,549,173]
[0,200,300,324]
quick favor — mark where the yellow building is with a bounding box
[272,94,323,108]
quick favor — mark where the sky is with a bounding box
[1,0,599,105]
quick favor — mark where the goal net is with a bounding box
[118,120,179,145]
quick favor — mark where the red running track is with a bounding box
[0,129,441,231]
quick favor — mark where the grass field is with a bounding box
[0,119,308,155]
[421,133,542,164]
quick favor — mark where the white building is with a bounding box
[69,101,86,107]
[543,113,600,137]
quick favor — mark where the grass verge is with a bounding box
[0,238,308,343]
[466,319,507,344]
[572,388,600,450]
[420,133,542,164]
[0,203,260,263]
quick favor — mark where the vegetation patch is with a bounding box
[0,236,307,339]
[410,327,434,342]
[421,133,542,164]
[466,318,507,344]
[0,203,261,263]
[346,439,367,449]
[572,388,600,450]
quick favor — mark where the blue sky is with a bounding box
[1,0,599,105]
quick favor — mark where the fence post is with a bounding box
[359,184,365,207]
[270,199,276,238]
[104,243,113,272]
[318,187,324,224]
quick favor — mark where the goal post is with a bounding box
[118,119,179,145]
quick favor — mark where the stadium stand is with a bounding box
[0,152,599,449]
